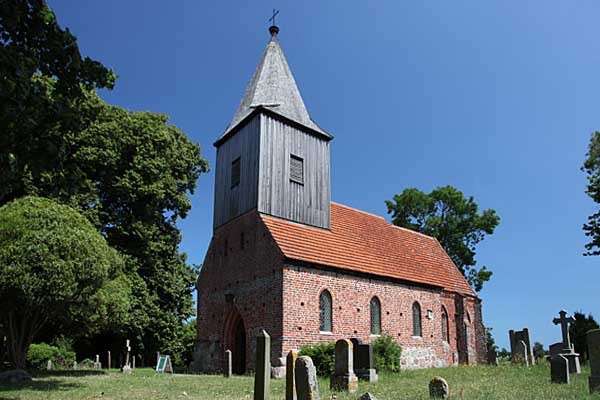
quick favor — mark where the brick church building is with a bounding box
[193,25,487,376]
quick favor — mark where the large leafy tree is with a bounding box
[569,311,599,361]
[582,131,600,255]
[0,196,131,370]
[385,186,500,291]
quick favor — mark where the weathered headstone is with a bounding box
[354,343,378,382]
[286,350,298,400]
[330,339,358,393]
[73,361,78,370]
[550,354,569,384]
[358,393,378,400]
[295,356,319,400]
[549,342,562,359]
[486,349,498,366]
[254,329,270,400]
[94,354,101,369]
[552,310,581,374]
[509,329,534,365]
[587,329,600,393]
[46,360,53,371]
[107,351,111,369]
[132,355,136,369]
[224,349,233,378]
[429,376,449,399]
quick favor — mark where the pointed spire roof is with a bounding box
[217,26,331,144]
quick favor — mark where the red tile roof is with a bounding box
[261,202,476,296]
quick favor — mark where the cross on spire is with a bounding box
[553,310,575,351]
[269,9,279,26]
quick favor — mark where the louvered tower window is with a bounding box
[412,302,422,337]
[441,307,449,342]
[319,290,332,332]
[231,157,241,188]
[370,297,381,335]
[290,154,304,184]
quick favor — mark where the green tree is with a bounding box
[385,186,500,291]
[486,327,498,352]
[569,311,599,361]
[582,131,600,255]
[0,0,115,203]
[0,196,131,369]
[533,342,545,360]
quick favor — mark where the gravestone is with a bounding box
[295,356,319,400]
[132,355,136,369]
[509,329,534,365]
[549,342,562,359]
[429,376,449,399]
[550,354,569,384]
[354,343,378,382]
[122,339,132,374]
[0,370,32,384]
[46,360,52,370]
[73,361,78,370]
[330,339,358,393]
[94,354,101,369]
[486,350,498,366]
[358,393,378,400]
[552,310,581,374]
[224,349,232,378]
[107,351,111,369]
[254,329,270,400]
[286,350,298,400]
[587,329,600,393]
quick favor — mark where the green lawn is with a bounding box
[0,363,599,400]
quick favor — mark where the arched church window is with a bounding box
[412,302,422,337]
[319,290,332,332]
[441,306,449,342]
[370,297,381,335]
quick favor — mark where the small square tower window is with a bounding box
[231,157,241,188]
[290,154,304,185]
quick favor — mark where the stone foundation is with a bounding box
[400,347,450,369]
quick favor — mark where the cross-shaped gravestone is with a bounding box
[553,310,575,351]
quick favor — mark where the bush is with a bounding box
[373,335,402,372]
[299,342,335,376]
[27,343,75,370]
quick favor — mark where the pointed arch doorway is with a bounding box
[224,308,246,375]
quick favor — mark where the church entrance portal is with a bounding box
[232,317,246,374]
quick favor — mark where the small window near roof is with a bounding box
[290,154,304,184]
[231,157,241,188]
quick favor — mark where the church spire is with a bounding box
[218,24,330,143]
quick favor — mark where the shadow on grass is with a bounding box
[0,378,81,392]
[31,370,106,378]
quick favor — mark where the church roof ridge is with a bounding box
[217,25,331,143]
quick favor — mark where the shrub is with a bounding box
[373,335,402,372]
[27,343,75,370]
[299,342,335,376]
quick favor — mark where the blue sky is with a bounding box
[49,1,599,350]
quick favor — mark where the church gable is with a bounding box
[261,202,476,296]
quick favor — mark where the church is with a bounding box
[193,24,487,376]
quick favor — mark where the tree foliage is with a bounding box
[385,185,500,291]
[0,196,131,369]
[486,327,498,352]
[569,311,599,361]
[582,131,600,255]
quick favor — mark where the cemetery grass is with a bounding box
[1,363,599,400]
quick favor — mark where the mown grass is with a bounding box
[0,363,599,400]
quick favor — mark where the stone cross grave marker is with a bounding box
[551,310,581,374]
[286,350,298,400]
[553,310,574,352]
[224,349,232,378]
[550,354,569,384]
[330,339,358,393]
[122,339,132,374]
[254,329,270,400]
[587,329,600,393]
[295,356,319,400]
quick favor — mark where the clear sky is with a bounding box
[48,0,599,350]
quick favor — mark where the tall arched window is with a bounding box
[370,297,381,335]
[412,302,422,337]
[319,290,332,332]
[441,306,449,342]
